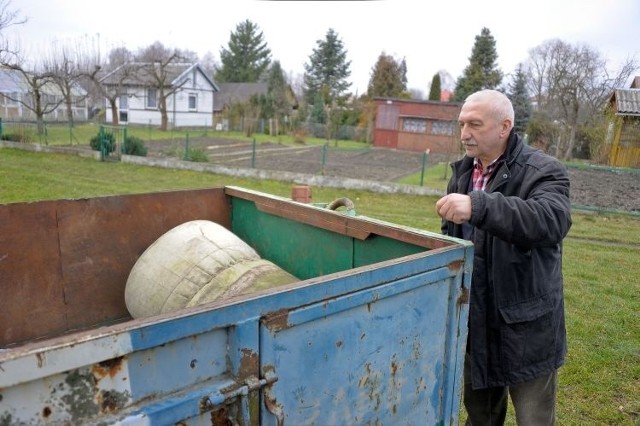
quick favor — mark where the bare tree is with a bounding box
[0,0,25,61]
[76,44,138,128]
[526,39,638,160]
[0,59,62,134]
[135,41,191,131]
[42,40,90,126]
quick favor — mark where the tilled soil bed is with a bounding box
[141,137,640,213]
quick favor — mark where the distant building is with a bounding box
[101,63,218,128]
[0,67,88,122]
[372,97,462,155]
[606,76,640,168]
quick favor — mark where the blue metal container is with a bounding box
[0,186,472,425]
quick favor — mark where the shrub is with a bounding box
[1,133,26,142]
[184,147,208,162]
[0,129,35,143]
[89,132,116,153]
[123,136,147,157]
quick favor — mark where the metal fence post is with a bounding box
[251,138,256,168]
[184,133,190,160]
[122,127,128,156]
[321,143,328,175]
[420,149,430,186]
[99,125,105,161]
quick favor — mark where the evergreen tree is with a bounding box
[303,28,352,108]
[264,60,291,125]
[309,93,327,124]
[507,64,533,137]
[216,20,271,83]
[428,72,442,101]
[453,27,503,101]
[367,52,408,98]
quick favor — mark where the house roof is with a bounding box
[0,67,87,97]
[214,82,268,111]
[101,62,218,91]
[610,89,640,116]
[0,68,26,92]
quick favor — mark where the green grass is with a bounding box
[395,161,451,191]
[1,147,638,425]
[2,122,368,150]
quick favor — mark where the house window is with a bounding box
[119,94,128,110]
[146,88,157,109]
[402,118,427,133]
[188,93,197,111]
[431,120,454,136]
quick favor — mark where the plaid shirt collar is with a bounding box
[472,156,501,191]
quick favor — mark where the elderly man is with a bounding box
[436,89,572,425]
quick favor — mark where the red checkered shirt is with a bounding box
[472,157,500,191]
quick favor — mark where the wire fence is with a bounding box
[0,117,369,146]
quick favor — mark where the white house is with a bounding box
[101,62,218,128]
[0,67,88,122]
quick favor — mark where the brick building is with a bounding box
[372,97,462,155]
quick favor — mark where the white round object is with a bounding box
[125,220,297,318]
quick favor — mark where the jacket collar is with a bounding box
[453,129,523,172]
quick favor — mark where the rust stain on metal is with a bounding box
[97,389,128,413]
[447,259,464,273]
[262,308,290,332]
[263,383,285,426]
[457,288,470,305]
[239,348,259,378]
[92,356,125,380]
[210,406,232,425]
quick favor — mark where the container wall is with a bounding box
[0,187,472,425]
[0,188,230,347]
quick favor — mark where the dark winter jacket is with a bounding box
[442,130,572,389]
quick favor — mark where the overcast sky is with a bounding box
[9,0,640,94]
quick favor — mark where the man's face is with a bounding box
[458,100,507,165]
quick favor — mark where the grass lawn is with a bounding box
[1,147,638,425]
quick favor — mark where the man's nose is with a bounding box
[460,124,470,140]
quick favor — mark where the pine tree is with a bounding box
[264,60,291,124]
[216,20,271,83]
[303,28,352,108]
[453,27,503,101]
[367,52,408,98]
[508,64,533,137]
[428,72,442,101]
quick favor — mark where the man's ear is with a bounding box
[500,119,512,138]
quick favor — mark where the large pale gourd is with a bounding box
[125,220,298,318]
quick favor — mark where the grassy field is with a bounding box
[1,147,638,425]
[1,121,369,149]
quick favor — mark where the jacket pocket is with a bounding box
[499,293,555,324]
[498,293,558,371]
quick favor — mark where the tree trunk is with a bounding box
[160,97,168,131]
[36,116,45,136]
[562,102,580,161]
[65,98,74,127]
[109,99,119,127]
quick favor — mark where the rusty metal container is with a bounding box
[0,186,472,425]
